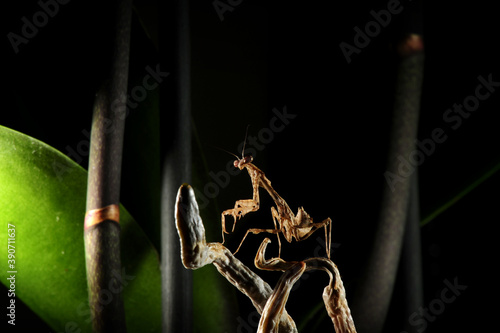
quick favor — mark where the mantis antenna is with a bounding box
[241,124,251,158]
[212,125,252,161]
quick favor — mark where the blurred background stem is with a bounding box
[351,34,425,333]
[160,0,193,332]
[401,171,424,333]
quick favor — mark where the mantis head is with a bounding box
[217,125,253,170]
[230,125,253,169]
[234,155,253,169]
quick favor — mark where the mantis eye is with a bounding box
[234,160,239,168]
[244,156,253,163]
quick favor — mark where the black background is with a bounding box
[2,0,499,332]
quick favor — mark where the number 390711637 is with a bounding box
[7,224,16,269]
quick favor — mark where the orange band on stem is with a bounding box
[84,204,120,229]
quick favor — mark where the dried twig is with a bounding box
[175,184,298,333]
[256,238,356,333]
[175,184,356,333]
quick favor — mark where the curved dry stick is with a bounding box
[175,184,298,333]
[256,238,357,333]
[257,262,306,333]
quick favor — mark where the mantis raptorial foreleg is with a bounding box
[221,166,261,243]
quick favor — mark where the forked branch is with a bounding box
[175,184,356,333]
[175,184,298,333]
[256,238,357,333]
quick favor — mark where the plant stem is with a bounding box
[175,185,298,333]
[84,0,132,332]
[401,171,423,333]
[351,34,425,333]
[160,0,193,332]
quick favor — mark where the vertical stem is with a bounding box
[351,35,424,333]
[84,0,132,332]
[160,0,192,332]
[402,171,423,333]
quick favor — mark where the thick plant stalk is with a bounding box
[160,0,193,332]
[84,0,132,332]
[401,171,423,333]
[351,34,424,333]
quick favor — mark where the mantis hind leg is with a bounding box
[291,217,332,258]
[324,218,332,259]
[234,227,280,255]
[271,207,284,257]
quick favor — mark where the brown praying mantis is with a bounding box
[221,131,333,258]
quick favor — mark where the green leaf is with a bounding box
[420,160,500,226]
[0,125,161,333]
